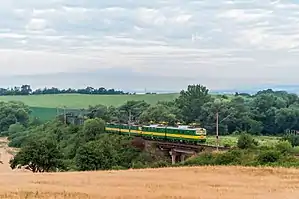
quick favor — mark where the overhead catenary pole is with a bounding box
[128,109,131,136]
[216,111,219,151]
[64,106,66,125]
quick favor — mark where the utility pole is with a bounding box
[216,111,219,151]
[128,109,131,136]
[64,106,66,125]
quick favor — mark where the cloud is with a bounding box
[0,0,299,91]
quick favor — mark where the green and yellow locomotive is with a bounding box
[105,123,207,145]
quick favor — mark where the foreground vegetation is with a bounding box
[182,134,299,168]
[2,84,299,172]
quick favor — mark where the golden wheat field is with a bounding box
[1,138,299,199]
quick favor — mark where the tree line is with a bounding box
[72,85,299,136]
[0,85,131,95]
[2,84,299,172]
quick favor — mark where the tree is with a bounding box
[8,123,25,134]
[82,118,105,142]
[75,139,118,171]
[118,100,150,123]
[9,137,63,172]
[139,104,178,125]
[175,84,212,123]
[0,101,30,132]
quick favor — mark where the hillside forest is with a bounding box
[3,84,299,172]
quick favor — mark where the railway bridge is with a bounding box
[145,140,231,164]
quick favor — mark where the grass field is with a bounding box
[206,135,281,147]
[0,93,179,108]
[0,93,178,122]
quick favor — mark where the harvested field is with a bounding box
[0,139,299,199]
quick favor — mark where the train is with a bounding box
[105,123,207,145]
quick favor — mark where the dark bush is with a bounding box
[237,133,258,149]
[183,152,215,166]
[214,150,242,165]
[282,134,299,147]
[257,150,280,164]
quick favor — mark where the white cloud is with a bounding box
[0,0,299,90]
[26,18,48,31]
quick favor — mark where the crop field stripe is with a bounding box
[106,127,205,140]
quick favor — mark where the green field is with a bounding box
[0,93,179,108]
[206,135,281,147]
[0,93,179,121]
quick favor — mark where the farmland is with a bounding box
[2,165,299,199]
[0,93,179,121]
[0,93,179,108]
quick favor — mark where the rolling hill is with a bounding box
[0,93,179,121]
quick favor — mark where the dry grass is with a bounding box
[0,138,299,199]
[0,166,298,199]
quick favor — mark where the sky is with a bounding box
[1,0,299,92]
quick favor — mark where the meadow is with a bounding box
[0,93,179,108]
[206,135,281,147]
[0,93,178,121]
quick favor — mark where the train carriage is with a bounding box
[105,123,207,145]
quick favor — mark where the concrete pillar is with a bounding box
[169,150,177,165]
[180,154,185,163]
[171,154,176,164]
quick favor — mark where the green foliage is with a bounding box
[75,137,118,170]
[75,134,149,171]
[8,123,25,134]
[257,150,281,164]
[282,134,299,147]
[275,140,292,154]
[9,137,64,172]
[183,147,299,168]
[176,84,211,123]
[237,133,258,149]
[0,101,31,132]
[82,118,105,142]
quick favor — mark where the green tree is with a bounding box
[8,123,25,134]
[82,118,105,142]
[175,84,212,123]
[9,137,63,172]
[118,100,150,123]
[139,104,178,125]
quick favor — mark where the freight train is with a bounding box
[105,123,207,144]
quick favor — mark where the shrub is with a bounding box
[183,152,215,166]
[275,140,292,154]
[111,166,127,170]
[237,133,258,149]
[214,150,242,165]
[131,161,147,169]
[8,135,28,148]
[282,134,299,147]
[151,160,170,168]
[257,150,280,164]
